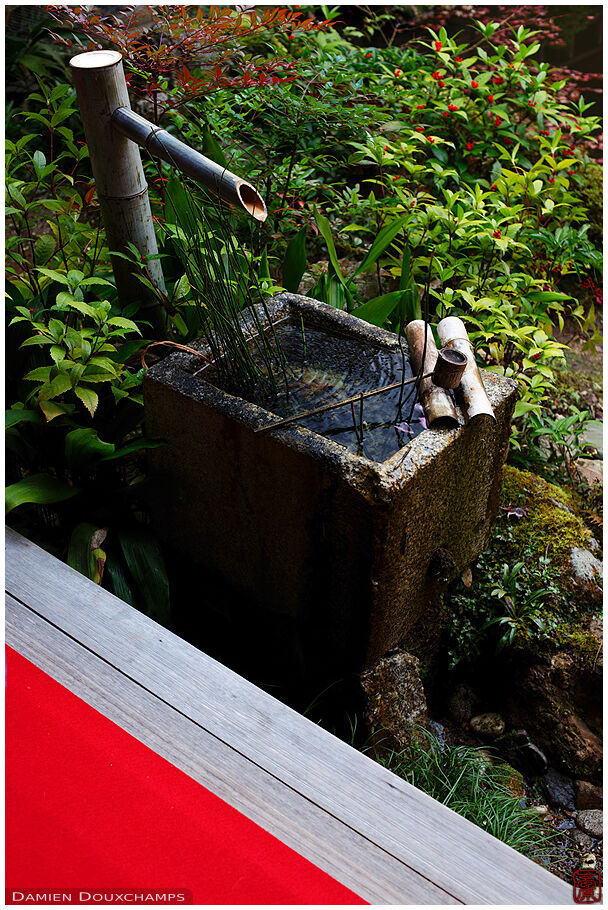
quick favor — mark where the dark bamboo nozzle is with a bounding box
[111,107,267,221]
[432,347,468,389]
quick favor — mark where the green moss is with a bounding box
[554,624,602,670]
[501,465,591,562]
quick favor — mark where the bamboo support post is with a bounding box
[437,316,495,422]
[70,50,167,332]
[405,321,459,428]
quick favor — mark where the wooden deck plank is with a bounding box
[7,593,451,905]
[6,528,571,905]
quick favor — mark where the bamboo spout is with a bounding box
[111,107,267,221]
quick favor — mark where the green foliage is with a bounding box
[9,272,142,419]
[443,465,597,668]
[377,728,556,861]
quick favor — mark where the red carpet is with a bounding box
[5,646,366,905]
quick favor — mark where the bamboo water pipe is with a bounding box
[70,50,266,333]
[405,321,459,428]
[110,107,267,222]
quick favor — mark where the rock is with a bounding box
[530,804,549,816]
[447,683,478,725]
[581,419,604,457]
[575,459,603,487]
[580,853,598,870]
[461,566,473,587]
[570,547,603,586]
[360,650,427,749]
[426,719,448,748]
[571,830,593,851]
[498,729,548,776]
[576,780,603,810]
[576,809,603,839]
[544,768,575,809]
[501,763,526,798]
[501,466,603,608]
[470,712,505,738]
[504,652,602,778]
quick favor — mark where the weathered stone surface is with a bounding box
[504,649,602,779]
[576,780,603,810]
[576,809,603,838]
[575,458,603,487]
[360,650,427,748]
[470,712,505,739]
[570,547,603,587]
[544,768,575,809]
[144,293,517,684]
[447,682,478,724]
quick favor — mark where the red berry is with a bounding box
[415,125,424,132]
[455,56,463,63]
[471,80,478,88]
[438,80,445,88]
[443,111,450,118]
[428,136,436,143]
[435,41,442,51]
[488,94,494,102]
[493,229,501,238]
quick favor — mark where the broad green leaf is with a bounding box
[5,408,41,428]
[74,385,99,416]
[99,438,166,462]
[351,215,410,279]
[34,234,55,265]
[314,208,347,288]
[24,366,53,382]
[38,373,72,401]
[201,125,228,168]
[352,290,405,327]
[281,226,308,293]
[6,473,79,513]
[37,267,70,285]
[65,427,115,468]
[119,528,170,625]
[105,557,136,606]
[39,400,69,422]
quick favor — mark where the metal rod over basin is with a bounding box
[70,49,266,333]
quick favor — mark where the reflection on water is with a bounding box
[202,319,427,463]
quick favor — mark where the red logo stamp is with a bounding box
[573,869,602,903]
